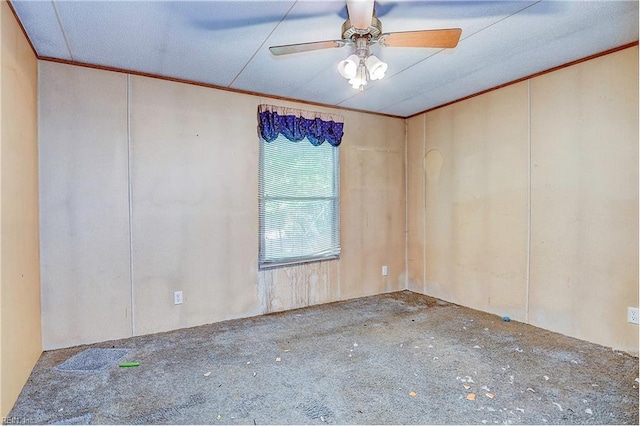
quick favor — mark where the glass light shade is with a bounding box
[365,55,388,80]
[338,54,359,79]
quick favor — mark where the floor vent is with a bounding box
[55,348,129,372]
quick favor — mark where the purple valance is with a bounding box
[258,104,344,147]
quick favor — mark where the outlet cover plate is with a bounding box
[628,307,639,324]
[174,291,183,305]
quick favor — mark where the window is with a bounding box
[259,134,340,268]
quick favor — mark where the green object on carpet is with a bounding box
[119,362,140,367]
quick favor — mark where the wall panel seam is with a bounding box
[422,113,427,294]
[526,79,531,323]
[404,120,408,290]
[127,74,135,336]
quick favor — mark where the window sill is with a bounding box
[259,254,340,271]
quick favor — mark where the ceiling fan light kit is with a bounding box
[338,37,387,91]
[269,0,462,91]
[339,53,386,91]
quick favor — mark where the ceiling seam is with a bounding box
[400,0,544,76]
[50,0,74,61]
[336,0,543,110]
[227,1,298,88]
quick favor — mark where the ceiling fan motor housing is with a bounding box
[341,16,382,41]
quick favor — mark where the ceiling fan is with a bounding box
[269,0,462,90]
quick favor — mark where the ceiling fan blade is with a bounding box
[382,28,462,48]
[346,0,374,30]
[269,40,345,56]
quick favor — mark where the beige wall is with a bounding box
[129,76,262,336]
[528,47,639,353]
[38,65,131,348]
[407,46,639,354]
[408,82,530,321]
[0,0,41,416]
[38,62,406,348]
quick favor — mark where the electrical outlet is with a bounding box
[628,307,639,324]
[382,265,388,276]
[174,291,183,305]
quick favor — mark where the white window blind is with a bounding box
[259,134,340,269]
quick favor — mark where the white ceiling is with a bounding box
[11,0,639,118]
